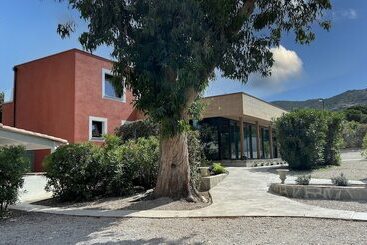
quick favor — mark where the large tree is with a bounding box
[58,0,331,200]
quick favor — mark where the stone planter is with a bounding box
[199,173,227,192]
[276,169,289,184]
[198,167,210,177]
[269,183,367,201]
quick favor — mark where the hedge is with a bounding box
[275,109,343,170]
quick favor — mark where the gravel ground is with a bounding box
[294,198,367,212]
[1,211,367,244]
[33,191,211,211]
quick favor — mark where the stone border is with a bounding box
[199,173,228,192]
[269,183,367,201]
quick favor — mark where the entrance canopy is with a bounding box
[0,123,68,152]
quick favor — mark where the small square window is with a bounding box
[92,121,103,138]
[89,116,107,141]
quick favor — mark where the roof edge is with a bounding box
[204,92,289,112]
[15,49,114,68]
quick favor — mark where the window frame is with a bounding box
[89,116,108,141]
[101,68,126,103]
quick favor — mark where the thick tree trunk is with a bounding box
[154,132,192,199]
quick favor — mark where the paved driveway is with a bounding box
[15,149,367,220]
[19,175,52,203]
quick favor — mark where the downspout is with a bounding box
[13,66,18,127]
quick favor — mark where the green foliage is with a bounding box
[0,146,29,214]
[45,137,160,202]
[275,109,342,170]
[210,163,226,175]
[104,136,160,196]
[187,130,208,188]
[362,134,367,158]
[343,105,367,123]
[45,143,105,201]
[59,0,331,136]
[341,121,367,149]
[331,173,348,186]
[323,111,344,166]
[115,120,159,142]
[295,175,311,185]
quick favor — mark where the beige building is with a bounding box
[199,92,287,161]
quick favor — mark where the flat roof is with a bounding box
[204,92,288,112]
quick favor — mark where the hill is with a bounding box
[271,88,367,111]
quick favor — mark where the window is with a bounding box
[102,69,125,102]
[89,116,107,141]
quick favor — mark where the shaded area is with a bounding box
[32,191,211,211]
[2,210,367,244]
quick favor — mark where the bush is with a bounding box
[331,173,349,186]
[46,136,160,201]
[115,120,159,142]
[45,143,105,202]
[275,109,327,170]
[342,121,367,149]
[276,109,343,170]
[0,146,29,214]
[210,163,226,175]
[324,112,344,166]
[187,130,209,188]
[295,175,311,185]
[362,134,367,158]
[103,136,159,196]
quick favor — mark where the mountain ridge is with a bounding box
[271,88,367,111]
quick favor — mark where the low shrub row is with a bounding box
[0,146,29,214]
[45,136,159,202]
[275,109,343,170]
[45,129,206,202]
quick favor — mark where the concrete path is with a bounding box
[12,166,367,221]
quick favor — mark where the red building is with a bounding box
[2,49,142,171]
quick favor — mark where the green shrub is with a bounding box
[295,175,311,185]
[104,136,159,196]
[275,109,327,170]
[331,173,349,186]
[45,136,160,201]
[0,146,29,214]
[210,163,226,175]
[362,134,367,158]
[276,109,343,170]
[323,112,344,166]
[45,143,106,202]
[342,121,367,149]
[115,120,159,142]
[187,130,209,188]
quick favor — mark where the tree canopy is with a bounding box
[59,0,331,136]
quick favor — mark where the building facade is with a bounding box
[199,93,287,161]
[2,49,287,171]
[2,49,142,171]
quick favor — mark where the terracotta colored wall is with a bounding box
[14,51,75,142]
[2,102,14,126]
[74,51,139,142]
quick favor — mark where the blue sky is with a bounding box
[1,0,366,102]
